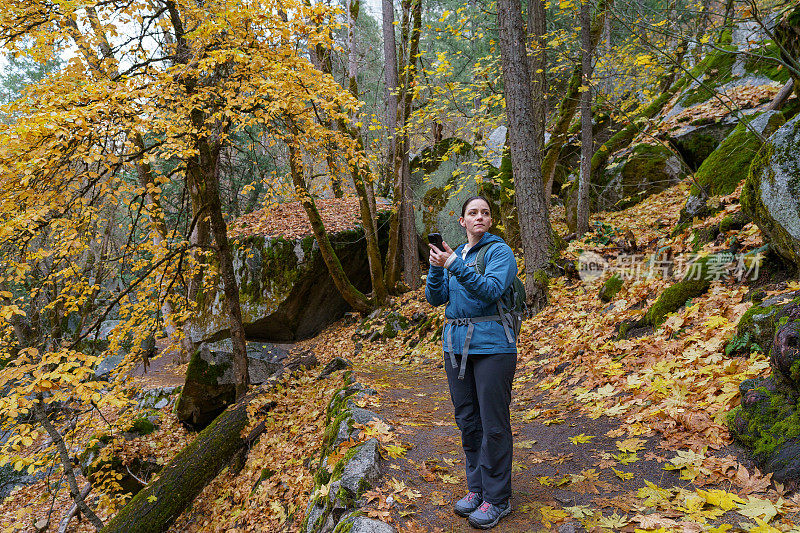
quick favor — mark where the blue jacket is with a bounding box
[425,232,518,355]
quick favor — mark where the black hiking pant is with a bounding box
[444,351,516,505]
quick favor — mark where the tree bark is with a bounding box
[100,393,263,533]
[346,0,388,305]
[576,0,593,236]
[541,1,606,199]
[382,0,402,290]
[497,0,553,311]
[399,0,423,290]
[288,136,373,313]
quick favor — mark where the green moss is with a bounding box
[694,113,785,198]
[641,256,721,327]
[719,211,750,233]
[333,518,356,533]
[680,46,737,107]
[729,379,800,460]
[743,41,791,83]
[129,417,156,436]
[184,348,229,386]
[599,274,623,303]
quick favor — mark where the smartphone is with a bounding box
[428,232,445,252]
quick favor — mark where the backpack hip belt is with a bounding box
[446,302,515,380]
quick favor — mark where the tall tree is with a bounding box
[576,0,594,236]
[497,0,554,311]
[382,0,403,290]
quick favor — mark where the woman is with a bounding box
[425,195,518,530]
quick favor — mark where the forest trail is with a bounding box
[356,354,748,532]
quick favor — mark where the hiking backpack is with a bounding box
[475,243,527,337]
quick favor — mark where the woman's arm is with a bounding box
[446,244,516,302]
[425,264,450,306]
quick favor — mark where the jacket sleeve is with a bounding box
[446,244,516,303]
[425,264,449,307]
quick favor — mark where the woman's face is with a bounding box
[459,199,492,238]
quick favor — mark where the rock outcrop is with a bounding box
[176,341,318,429]
[742,113,800,270]
[684,110,785,214]
[728,298,800,483]
[410,138,485,247]
[190,211,389,344]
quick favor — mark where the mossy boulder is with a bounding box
[175,346,271,427]
[728,291,800,356]
[687,111,785,207]
[599,274,623,303]
[410,137,489,247]
[191,211,390,344]
[587,143,685,217]
[742,113,800,271]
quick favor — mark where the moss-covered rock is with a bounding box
[192,210,391,344]
[728,291,800,356]
[410,137,493,248]
[599,274,623,303]
[741,113,800,270]
[691,111,786,201]
[595,143,686,212]
[175,346,236,429]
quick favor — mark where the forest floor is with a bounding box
[6,181,800,532]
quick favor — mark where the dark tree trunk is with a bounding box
[576,0,593,236]
[398,0,423,290]
[382,0,402,290]
[497,0,553,311]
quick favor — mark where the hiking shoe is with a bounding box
[453,491,482,517]
[468,500,511,529]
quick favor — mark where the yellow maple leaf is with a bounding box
[612,467,633,480]
[616,438,645,453]
[569,433,594,444]
[539,506,569,528]
[697,488,744,511]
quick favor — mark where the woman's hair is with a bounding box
[460,195,491,217]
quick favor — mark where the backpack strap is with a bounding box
[476,243,515,344]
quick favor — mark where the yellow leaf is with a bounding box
[539,506,569,528]
[569,433,594,444]
[147,495,157,503]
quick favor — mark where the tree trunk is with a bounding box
[528,0,547,155]
[497,0,553,312]
[346,0,388,305]
[200,146,250,400]
[542,1,606,199]
[382,0,402,290]
[101,393,263,533]
[288,136,373,313]
[576,0,593,236]
[399,0,423,290]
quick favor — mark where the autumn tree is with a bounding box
[0,0,362,527]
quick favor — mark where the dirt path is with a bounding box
[357,356,750,532]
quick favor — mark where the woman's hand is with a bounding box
[429,241,453,267]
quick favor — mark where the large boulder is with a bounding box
[410,138,485,247]
[682,110,786,217]
[597,142,685,210]
[742,113,800,270]
[661,20,790,169]
[566,143,684,230]
[190,210,389,344]
[175,341,307,429]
